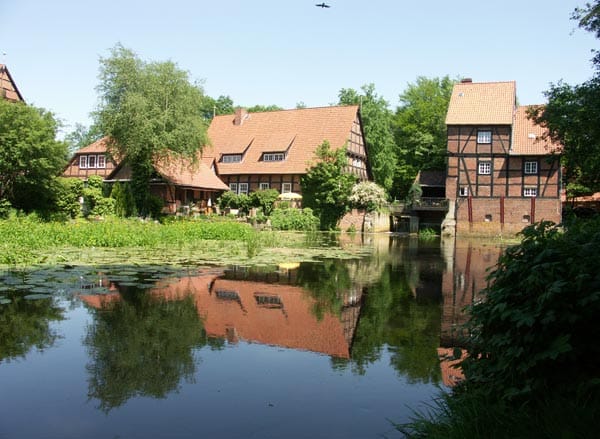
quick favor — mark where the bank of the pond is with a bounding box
[0,217,372,266]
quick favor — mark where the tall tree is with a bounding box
[392,76,456,198]
[94,44,209,215]
[338,84,397,193]
[0,99,68,212]
[530,2,600,193]
[301,141,357,230]
[64,122,102,153]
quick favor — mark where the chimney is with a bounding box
[461,78,473,83]
[234,107,248,126]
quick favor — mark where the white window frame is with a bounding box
[238,183,249,195]
[477,130,492,144]
[259,182,270,190]
[524,161,538,175]
[79,155,88,168]
[523,187,538,197]
[281,183,292,194]
[459,186,469,197]
[222,154,242,163]
[478,161,491,175]
[97,154,106,169]
[229,183,238,193]
[263,152,285,162]
[88,155,97,168]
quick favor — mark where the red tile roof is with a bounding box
[511,106,561,155]
[206,105,360,175]
[446,81,516,125]
[76,136,114,154]
[0,64,24,102]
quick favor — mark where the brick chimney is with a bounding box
[234,107,248,126]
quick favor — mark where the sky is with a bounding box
[1,0,597,137]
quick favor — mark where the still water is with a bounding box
[0,235,503,439]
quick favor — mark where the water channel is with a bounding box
[0,234,505,439]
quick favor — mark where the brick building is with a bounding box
[444,80,562,235]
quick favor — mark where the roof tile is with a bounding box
[446,81,516,125]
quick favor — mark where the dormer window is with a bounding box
[78,154,106,169]
[262,152,285,162]
[221,154,242,163]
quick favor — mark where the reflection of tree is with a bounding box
[296,259,351,319]
[0,293,65,363]
[340,263,442,384]
[84,291,214,412]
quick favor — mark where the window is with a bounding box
[478,161,491,175]
[238,183,249,194]
[523,187,537,197]
[229,183,238,193]
[524,161,538,175]
[477,130,492,144]
[259,182,270,190]
[222,154,242,163]
[459,186,469,197]
[97,155,106,169]
[282,183,292,193]
[254,293,283,308]
[263,152,285,162]
[79,155,88,168]
[88,155,96,168]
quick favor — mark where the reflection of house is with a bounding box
[63,137,229,212]
[205,106,371,196]
[445,79,562,235]
[0,64,24,102]
[81,268,363,359]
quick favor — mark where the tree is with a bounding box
[348,181,387,213]
[94,44,209,216]
[301,141,357,230]
[338,84,397,192]
[64,123,102,154]
[246,104,284,113]
[0,99,69,212]
[530,2,600,193]
[392,76,456,199]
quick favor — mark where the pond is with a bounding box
[0,234,505,439]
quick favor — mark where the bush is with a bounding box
[349,181,387,212]
[54,177,83,219]
[250,189,279,216]
[461,219,600,402]
[270,207,319,231]
[217,191,238,209]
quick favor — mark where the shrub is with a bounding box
[217,191,238,209]
[250,189,279,216]
[54,177,83,219]
[349,181,387,212]
[461,219,600,402]
[270,207,319,231]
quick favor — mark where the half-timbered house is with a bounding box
[0,64,24,102]
[445,79,562,235]
[205,105,371,196]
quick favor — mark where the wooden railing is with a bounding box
[411,197,449,210]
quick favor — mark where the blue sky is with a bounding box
[1,0,597,136]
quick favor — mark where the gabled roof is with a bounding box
[0,64,24,102]
[511,106,561,156]
[77,136,227,190]
[207,105,360,175]
[445,81,516,125]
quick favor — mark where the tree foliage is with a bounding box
[461,220,600,402]
[94,44,209,215]
[348,181,387,212]
[0,99,69,213]
[301,141,357,230]
[338,84,396,192]
[530,2,600,192]
[392,76,456,198]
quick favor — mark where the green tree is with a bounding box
[348,181,387,212]
[246,104,284,113]
[529,2,600,192]
[0,99,69,213]
[250,188,279,215]
[392,76,456,199]
[94,44,209,216]
[64,123,102,154]
[338,84,397,193]
[301,141,357,230]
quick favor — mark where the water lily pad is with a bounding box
[0,297,10,305]
[23,293,52,300]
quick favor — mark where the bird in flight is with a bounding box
[315,3,330,8]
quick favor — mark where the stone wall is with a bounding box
[339,209,390,232]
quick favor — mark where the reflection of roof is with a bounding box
[511,106,561,155]
[207,106,360,175]
[0,64,24,102]
[446,81,516,125]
